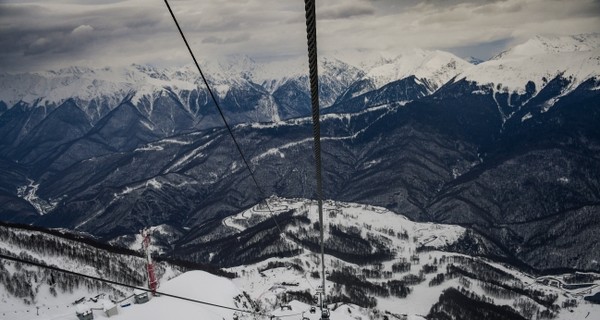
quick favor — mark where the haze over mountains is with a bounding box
[0,33,599,277]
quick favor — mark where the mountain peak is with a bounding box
[492,33,600,60]
[363,48,472,90]
[457,33,600,94]
[465,56,485,65]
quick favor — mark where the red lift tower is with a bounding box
[141,229,158,295]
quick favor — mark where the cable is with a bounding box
[163,0,285,237]
[0,253,258,315]
[303,0,327,307]
[164,0,325,308]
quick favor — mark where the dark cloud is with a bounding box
[0,0,598,72]
[0,1,171,71]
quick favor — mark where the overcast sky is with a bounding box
[1,0,599,73]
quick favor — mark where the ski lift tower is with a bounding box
[141,228,158,295]
[315,286,330,319]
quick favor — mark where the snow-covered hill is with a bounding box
[0,223,183,319]
[2,198,600,320]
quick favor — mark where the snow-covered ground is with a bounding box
[2,197,600,320]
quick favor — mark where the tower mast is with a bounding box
[141,229,158,295]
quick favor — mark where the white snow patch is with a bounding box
[363,159,381,169]
[16,179,57,215]
[135,144,164,152]
[161,138,192,145]
[140,120,154,131]
[146,178,162,189]
[558,177,570,184]
[521,112,533,122]
[251,138,312,163]
[165,139,215,173]
[114,178,163,198]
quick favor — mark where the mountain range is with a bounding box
[0,33,599,276]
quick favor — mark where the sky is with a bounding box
[0,0,599,73]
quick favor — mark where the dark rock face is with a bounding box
[326,76,432,114]
[11,100,92,165]
[0,71,598,272]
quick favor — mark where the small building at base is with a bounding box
[75,305,94,320]
[103,302,118,317]
[134,289,150,304]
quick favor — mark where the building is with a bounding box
[134,289,150,304]
[75,306,93,320]
[104,302,118,317]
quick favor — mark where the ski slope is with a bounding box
[2,198,600,320]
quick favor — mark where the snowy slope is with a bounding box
[219,197,465,259]
[363,49,472,91]
[218,198,600,320]
[458,34,600,94]
[3,198,600,320]
[107,271,253,320]
[0,224,182,320]
[0,65,196,109]
[224,198,600,320]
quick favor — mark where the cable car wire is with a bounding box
[163,0,286,237]
[302,0,328,307]
[164,0,325,305]
[0,253,259,315]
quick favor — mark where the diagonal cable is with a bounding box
[163,0,285,236]
[0,253,259,315]
[164,0,324,300]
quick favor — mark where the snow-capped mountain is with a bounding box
[363,49,472,91]
[457,33,600,94]
[327,49,472,109]
[0,49,470,129]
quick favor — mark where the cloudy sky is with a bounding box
[1,0,599,73]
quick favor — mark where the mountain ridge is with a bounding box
[0,33,599,275]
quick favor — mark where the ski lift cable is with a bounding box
[0,253,260,315]
[163,1,320,289]
[303,0,328,305]
[163,0,287,239]
[145,0,323,309]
